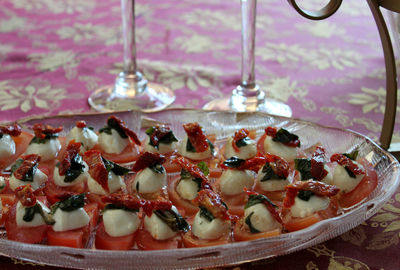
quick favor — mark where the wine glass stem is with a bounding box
[121,0,137,75]
[240,0,257,93]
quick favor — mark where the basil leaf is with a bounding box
[64,154,85,183]
[29,134,58,145]
[145,127,155,136]
[261,163,286,182]
[56,193,85,212]
[343,149,359,161]
[192,178,203,192]
[102,203,139,213]
[159,131,178,145]
[272,128,300,147]
[208,139,215,155]
[344,166,356,178]
[245,212,260,233]
[199,206,214,222]
[149,163,165,174]
[99,126,112,135]
[223,156,246,168]
[297,190,314,201]
[295,159,312,181]
[136,181,140,192]
[186,139,196,152]
[236,137,251,148]
[197,161,209,176]
[245,194,276,209]
[0,134,3,139]
[154,209,189,232]
[13,159,38,182]
[102,158,129,176]
[107,117,128,138]
[23,204,55,225]
[180,169,192,179]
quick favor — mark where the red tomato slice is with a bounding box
[338,158,378,208]
[99,143,140,164]
[167,176,198,217]
[0,194,16,226]
[95,222,136,250]
[5,204,48,244]
[221,192,247,217]
[233,218,281,242]
[47,228,85,248]
[283,198,338,232]
[43,176,86,205]
[136,229,182,250]
[182,231,231,248]
[0,131,34,171]
[253,182,286,201]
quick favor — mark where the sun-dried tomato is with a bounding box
[265,127,277,137]
[15,185,37,207]
[32,123,63,139]
[244,189,283,225]
[194,189,236,221]
[102,193,144,210]
[13,154,41,180]
[173,157,211,189]
[142,198,172,217]
[55,191,75,202]
[76,121,87,128]
[232,128,249,152]
[0,123,22,137]
[183,122,209,152]
[330,153,365,176]
[265,127,300,147]
[311,146,328,181]
[286,180,340,197]
[131,152,166,172]
[108,116,141,146]
[149,125,172,146]
[283,188,298,208]
[237,156,268,172]
[83,150,109,193]
[59,142,82,176]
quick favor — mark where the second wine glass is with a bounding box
[203,0,292,117]
[88,0,175,113]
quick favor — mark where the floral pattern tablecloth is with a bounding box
[0,0,400,269]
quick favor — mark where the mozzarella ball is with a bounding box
[133,167,166,194]
[0,134,15,159]
[103,209,140,237]
[144,137,177,154]
[256,166,289,192]
[244,203,281,232]
[25,138,61,161]
[87,171,125,195]
[263,136,297,162]
[9,168,47,191]
[67,127,98,151]
[192,211,231,240]
[52,207,90,231]
[224,137,257,160]
[178,136,212,161]
[144,210,177,240]
[16,201,50,228]
[219,169,254,195]
[331,163,365,193]
[53,161,89,187]
[176,178,199,200]
[98,129,129,154]
[290,195,330,218]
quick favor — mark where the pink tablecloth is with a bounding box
[0,0,399,269]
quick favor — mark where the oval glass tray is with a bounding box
[1,109,399,270]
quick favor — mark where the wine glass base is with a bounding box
[203,97,292,117]
[88,82,175,113]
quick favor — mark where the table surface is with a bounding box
[0,0,400,269]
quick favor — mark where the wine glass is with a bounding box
[203,0,292,117]
[88,0,175,112]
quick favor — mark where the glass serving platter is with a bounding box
[0,109,399,270]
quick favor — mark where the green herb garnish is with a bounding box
[294,158,312,181]
[344,167,356,178]
[199,206,214,222]
[197,161,209,176]
[154,209,189,232]
[235,137,251,148]
[245,194,276,209]
[343,149,359,161]
[99,118,127,138]
[29,134,58,144]
[245,212,260,233]
[63,154,85,183]
[186,139,214,154]
[273,128,300,147]
[51,193,85,213]
[23,203,55,225]
[260,163,286,182]
[297,190,314,201]
[10,159,38,182]
[102,203,139,213]
[149,163,165,174]
[102,158,130,176]
[145,127,178,150]
[223,156,246,168]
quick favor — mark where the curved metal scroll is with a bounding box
[367,0,397,150]
[287,0,342,20]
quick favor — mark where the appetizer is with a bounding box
[66,121,98,152]
[258,127,300,162]
[178,122,214,161]
[144,125,178,155]
[9,154,47,191]
[224,128,257,160]
[294,146,332,183]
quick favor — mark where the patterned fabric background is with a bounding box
[0,0,399,269]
